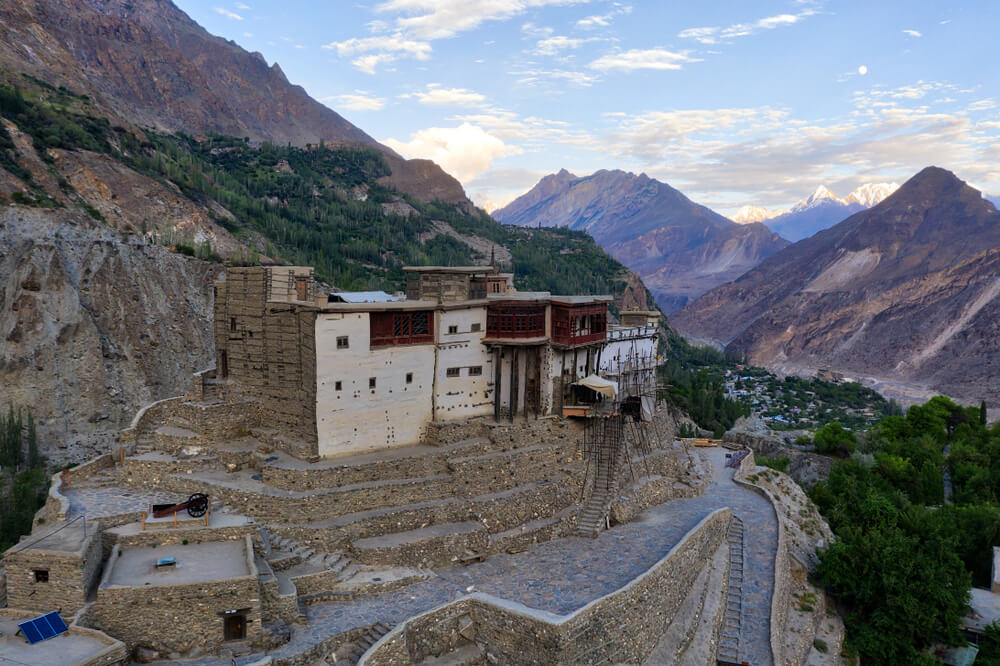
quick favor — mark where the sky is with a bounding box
[173,0,1000,215]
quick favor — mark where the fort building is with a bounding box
[213,265,659,459]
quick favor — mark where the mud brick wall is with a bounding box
[88,540,262,656]
[216,268,318,459]
[3,530,102,615]
[406,273,471,303]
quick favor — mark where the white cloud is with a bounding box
[383,123,520,183]
[401,84,487,107]
[234,2,251,9]
[533,35,595,56]
[593,85,1000,211]
[902,29,922,37]
[214,7,243,20]
[678,8,817,45]
[322,34,432,73]
[510,67,598,87]
[589,48,698,72]
[576,5,632,29]
[323,91,386,112]
[243,32,253,37]
[375,0,592,40]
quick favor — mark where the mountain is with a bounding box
[493,169,789,312]
[0,0,469,207]
[0,3,658,461]
[672,167,1000,406]
[758,183,898,242]
[731,205,788,224]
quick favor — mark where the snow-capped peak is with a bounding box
[730,205,789,224]
[793,185,844,211]
[844,182,899,207]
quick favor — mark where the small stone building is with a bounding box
[88,537,262,657]
[1,519,103,615]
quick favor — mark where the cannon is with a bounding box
[152,493,210,519]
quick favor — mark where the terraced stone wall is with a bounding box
[361,508,730,665]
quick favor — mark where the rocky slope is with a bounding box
[0,207,219,464]
[493,169,789,312]
[0,0,469,207]
[672,167,1000,406]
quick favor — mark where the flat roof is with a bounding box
[106,541,250,587]
[3,521,92,557]
[327,291,402,304]
[0,613,121,666]
[321,299,439,313]
[965,587,1000,633]
[550,295,613,305]
[403,266,496,274]
[487,292,551,302]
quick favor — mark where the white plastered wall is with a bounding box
[314,313,434,458]
[435,308,494,420]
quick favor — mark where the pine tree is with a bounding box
[981,400,988,426]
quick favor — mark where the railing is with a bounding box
[606,324,658,342]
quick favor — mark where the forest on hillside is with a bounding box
[0,80,631,299]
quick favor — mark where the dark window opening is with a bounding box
[230,317,237,332]
[219,351,228,379]
[469,366,483,376]
[471,323,481,332]
[369,377,377,389]
[406,373,413,384]
[335,381,342,391]
[336,336,349,349]
[224,613,247,642]
[370,311,434,347]
[446,367,461,378]
[448,325,458,334]
[34,570,49,583]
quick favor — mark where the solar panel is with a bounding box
[17,611,68,645]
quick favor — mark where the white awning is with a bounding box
[572,374,618,399]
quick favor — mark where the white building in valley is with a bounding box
[212,265,660,460]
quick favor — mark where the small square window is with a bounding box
[448,325,458,334]
[469,366,483,376]
[471,323,481,332]
[446,367,461,378]
[336,336,349,350]
[369,377,377,389]
[34,570,49,583]
[335,381,342,391]
[406,373,413,384]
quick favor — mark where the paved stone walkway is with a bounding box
[142,446,778,666]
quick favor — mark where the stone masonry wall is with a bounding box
[4,544,97,615]
[361,509,730,666]
[0,609,128,666]
[87,538,262,656]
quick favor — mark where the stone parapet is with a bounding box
[360,508,730,665]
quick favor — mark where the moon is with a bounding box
[858,65,868,75]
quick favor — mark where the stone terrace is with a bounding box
[169,446,778,666]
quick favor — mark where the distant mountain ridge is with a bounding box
[673,166,1000,406]
[494,169,789,312]
[0,0,470,207]
[732,183,898,241]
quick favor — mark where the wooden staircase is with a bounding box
[717,516,745,665]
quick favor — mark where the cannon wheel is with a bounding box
[186,493,209,518]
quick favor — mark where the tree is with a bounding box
[814,422,856,457]
[982,400,989,426]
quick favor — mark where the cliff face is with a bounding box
[494,169,789,311]
[0,207,219,463]
[0,0,470,207]
[672,167,1000,405]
